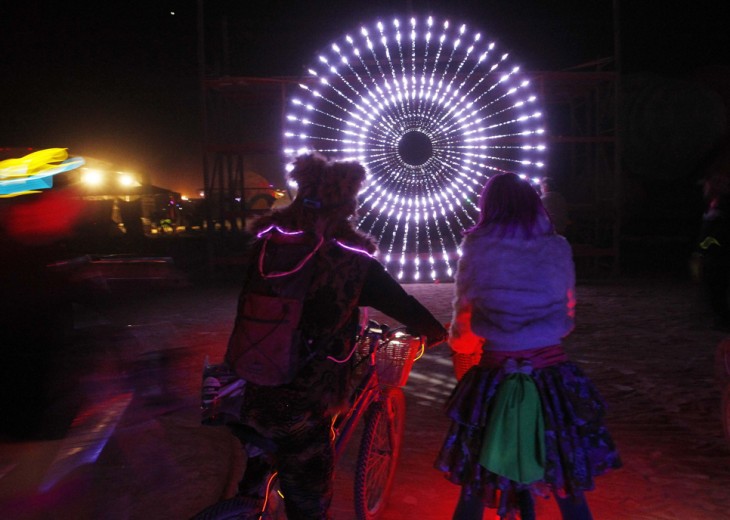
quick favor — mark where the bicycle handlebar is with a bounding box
[362,320,448,351]
[362,320,410,341]
[360,320,426,357]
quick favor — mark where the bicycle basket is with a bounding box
[375,334,422,387]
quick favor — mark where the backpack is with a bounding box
[225,234,322,386]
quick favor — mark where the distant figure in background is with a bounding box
[540,176,569,236]
[435,173,621,520]
[697,172,730,331]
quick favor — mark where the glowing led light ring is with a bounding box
[284,15,546,281]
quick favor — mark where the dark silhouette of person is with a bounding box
[540,176,569,236]
[698,172,730,331]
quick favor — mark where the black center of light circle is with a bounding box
[398,131,433,166]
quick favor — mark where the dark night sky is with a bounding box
[1,1,729,196]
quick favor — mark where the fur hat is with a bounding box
[251,153,377,252]
[289,153,365,214]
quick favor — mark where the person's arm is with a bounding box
[448,246,484,354]
[358,261,447,345]
[559,238,577,336]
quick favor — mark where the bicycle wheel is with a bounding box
[353,386,406,520]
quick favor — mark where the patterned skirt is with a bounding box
[434,350,622,517]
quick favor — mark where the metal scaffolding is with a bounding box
[199,68,621,278]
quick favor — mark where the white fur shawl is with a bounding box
[452,229,575,351]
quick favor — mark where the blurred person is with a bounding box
[224,152,447,519]
[0,186,86,438]
[434,173,621,520]
[539,176,569,236]
[697,171,730,331]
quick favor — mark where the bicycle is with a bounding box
[191,316,425,520]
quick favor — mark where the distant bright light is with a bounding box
[81,169,104,187]
[117,173,139,187]
[283,14,546,281]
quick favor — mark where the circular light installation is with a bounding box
[283,15,546,281]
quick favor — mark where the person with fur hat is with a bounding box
[225,152,447,519]
[434,173,621,520]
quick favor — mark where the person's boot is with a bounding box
[555,492,594,520]
[518,490,536,520]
